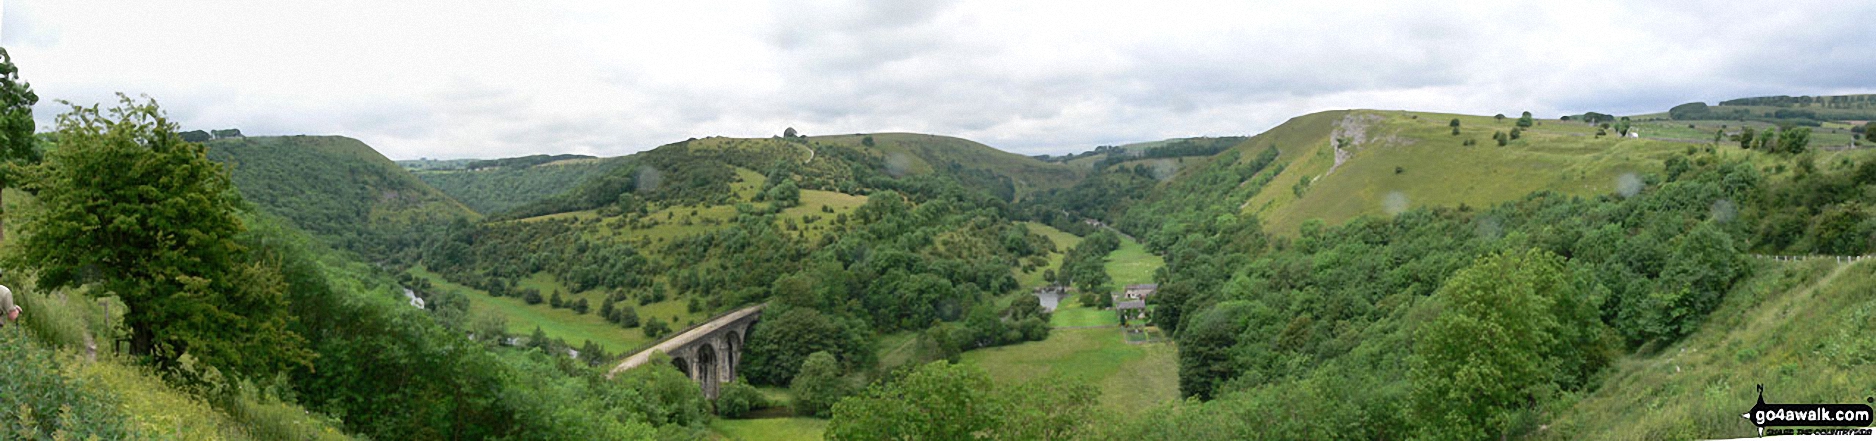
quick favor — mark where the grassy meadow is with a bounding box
[1106,234,1164,287]
[709,418,827,441]
[960,328,1179,417]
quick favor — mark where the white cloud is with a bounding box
[4,0,1872,159]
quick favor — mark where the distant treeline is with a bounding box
[1035,136,1247,166]
[463,154,596,170]
[1718,94,1876,108]
[1668,95,1876,127]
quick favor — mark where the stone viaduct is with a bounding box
[607,303,765,399]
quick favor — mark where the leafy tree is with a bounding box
[740,307,874,385]
[642,316,669,338]
[1178,301,1252,400]
[790,351,846,417]
[767,178,801,208]
[1647,221,1745,340]
[1408,248,1608,439]
[1777,127,1811,154]
[783,127,798,138]
[616,304,640,327]
[827,361,1097,440]
[1494,113,1506,121]
[1450,118,1461,135]
[715,378,765,418]
[1517,111,1535,128]
[8,95,310,376]
[860,135,875,147]
[1736,127,1756,149]
[0,47,39,243]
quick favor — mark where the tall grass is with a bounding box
[0,275,354,440]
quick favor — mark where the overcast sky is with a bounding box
[3,1,1872,159]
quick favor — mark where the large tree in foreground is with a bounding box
[1407,248,1612,439]
[0,47,41,243]
[7,95,309,377]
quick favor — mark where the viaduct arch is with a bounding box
[607,303,764,399]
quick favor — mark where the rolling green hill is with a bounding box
[204,135,477,260]
[512,133,1082,219]
[1231,110,1690,235]
[413,156,619,215]
[808,132,1084,199]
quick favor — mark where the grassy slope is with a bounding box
[1107,234,1164,287]
[1537,259,1876,440]
[2,272,350,440]
[1239,110,1695,236]
[408,265,698,354]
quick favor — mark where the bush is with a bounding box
[714,378,766,418]
[643,316,669,338]
[790,351,846,417]
[616,305,641,328]
[0,329,133,439]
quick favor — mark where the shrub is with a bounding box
[714,378,765,418]
[0,329,133,439]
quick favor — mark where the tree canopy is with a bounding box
[8,95,310,377]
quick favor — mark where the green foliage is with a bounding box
[0,328,133,440]
[1177,301,1250,400]
[1668,102,1710,120]
[611,354,710,428]
[10,96,311,377]
[790,351,846,418]
[0,47,39,238]
[826,361,1098,440]
[714,378,765,418]
[1776,126,1811,154]
[766,178,801,208]
[741,306,874,386]
[204,135,473,264]
[1061,230,1120,298]
[1407,248,1612,439]
[415,156,613,215]
[642,315,670,338]
[1516,111,1535,128]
